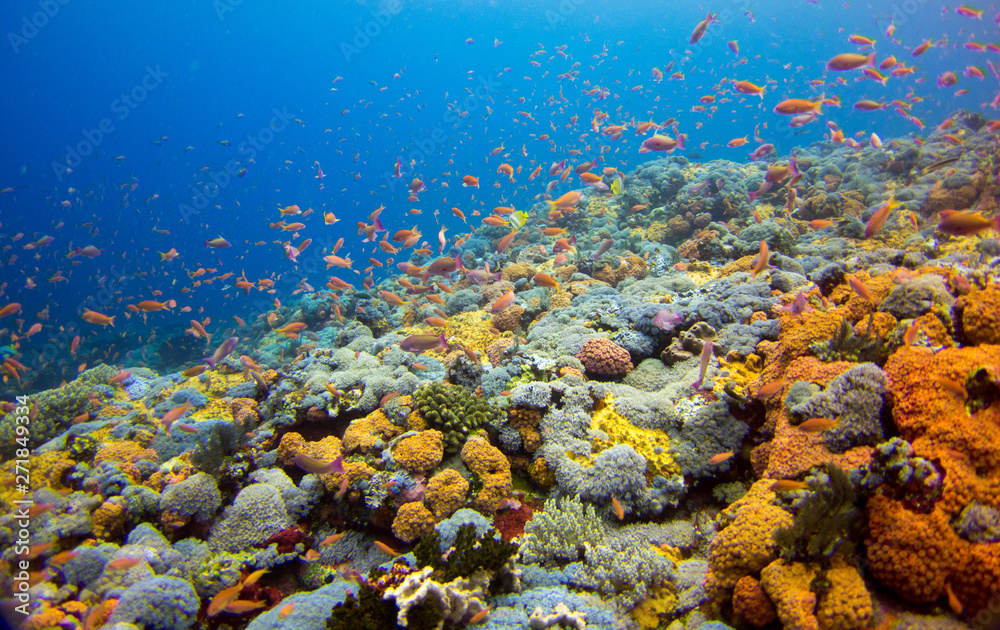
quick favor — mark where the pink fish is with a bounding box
[692,340,714,389]
[400,333,448,353]
[293,452,345,475]
[749,143,775,160]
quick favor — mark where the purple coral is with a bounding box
[652,308,682,331]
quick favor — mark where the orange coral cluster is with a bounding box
[868,342,1000,616]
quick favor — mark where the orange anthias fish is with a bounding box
[936,210,1000,236]
[751,240,770,277]
[864,195,903,238]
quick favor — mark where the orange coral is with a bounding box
[342,409,404,454]
[705,480,794,601]
[491,304,525,333]
[759,559,819,630]
[93,501,126,540]
[424,469,469,520]
[959,284,1000,345]
[94,440,158,466]
[733,575,777,627]
[392,430,443,474]
[866,343,1000,616]
[816,555,873,630]
[460,437,511,512]
[391,501,436,543]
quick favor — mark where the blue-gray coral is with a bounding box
[159,472,221,524]
[106,576,200,630]
[790,363,886,453]
[208,483,292,553]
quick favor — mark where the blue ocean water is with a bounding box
[0,0,997,390]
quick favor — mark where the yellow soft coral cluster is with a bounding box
[590,395,679,480]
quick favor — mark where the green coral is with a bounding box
[193,550,247,599]
[0,364,117,456]
[518,495,605,567]
[326,581,402,630]
[412,383,497,454]
[414,524,518,584]
[773,463,863,561]
[68,434,98,462]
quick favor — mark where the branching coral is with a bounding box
[412,383,497,454]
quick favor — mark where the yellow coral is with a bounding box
[94,440,158,466]
[342,409,404,454]
[590,395,679,479]
[391,501,436,543]
[500,262,537,283]
[705,480,794,601]
[759,559,819,630]
[23,606,66,630]
[460,437,511,512]
[816,555,873,630]
[630,584,678,629]
[392,430,444,474]
[93,501,126,540]
[425,469,469,520]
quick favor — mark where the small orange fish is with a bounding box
[321,532,346,546]
[207,583,243,617]
[374,540,400,557]
[708,452,734,465]
[105,556,141,571]
[242,568,268,587]
[937,376,967,398]
[468,607,490,624]
[751,240,769,277]
[611,496,625,520]
[944,582,963,615]
[278,603,295,619]
[796,417,838,433]
[848,276,874,303]
[771,479,810,492]
[755,379,786,399]
[225,600,265,614]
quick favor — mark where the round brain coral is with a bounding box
[575,337,634,377]
[391,501,437,543]
[959,284,1000,345]
[392,430,444,474]
[425,468,469,520]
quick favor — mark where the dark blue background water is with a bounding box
[0,0,996,387]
